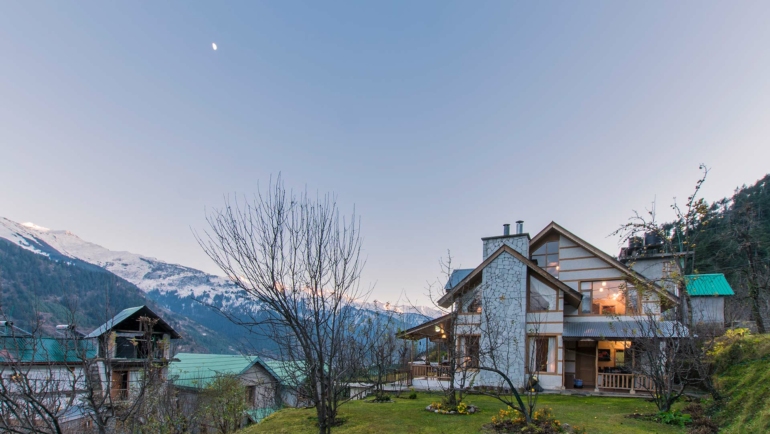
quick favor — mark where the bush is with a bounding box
[407,387,417,399]
[489,406,583,433]
[657,410,692,427]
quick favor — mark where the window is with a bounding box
[463,335,480,368]
[466,292,482,313]
[527,337,556,373]
[529,277,557,311]
[246,386,256,406]
[579,281,639,315]
[532,241,559,278]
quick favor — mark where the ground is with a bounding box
[241,393,686,434]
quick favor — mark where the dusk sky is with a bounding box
[1,2,769,305]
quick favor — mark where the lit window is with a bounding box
[532,241,559,278]
[579,281,639,315]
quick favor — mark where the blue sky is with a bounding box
[1,2,769,305]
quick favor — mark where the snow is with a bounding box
[21,222,50,232]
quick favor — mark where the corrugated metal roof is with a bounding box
[169,353,305,389]
[0,337,97,363]
[85,305,180,339]
[85,306,144,338]
[169,353,259,389]
[444,269,474,290]
[563,320,688,339]
[685,274,735,297]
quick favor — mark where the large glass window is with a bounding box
[532,241,559,278]
[463,335,480,368]
[529,277,557,312]
[527,336,556,373]
[579,281,639,315]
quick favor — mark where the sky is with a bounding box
[1,2,769,306]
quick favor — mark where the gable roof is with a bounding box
[169,353,304,389]
[85,305,180,339]
[438,244,583,308]
[685,274,735,297]
[531,222,679,303]
[170,353,265,389]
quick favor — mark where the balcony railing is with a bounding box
[409,363,452,380]
[596,372,653,393]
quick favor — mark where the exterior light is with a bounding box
[602,281,607,286]
[434,326,441,333]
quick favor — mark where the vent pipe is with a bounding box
[503,224,510,236]
[516,220,524,234]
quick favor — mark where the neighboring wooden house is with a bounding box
[169,353,303,427]
[399,221,713,393]
[0,305,179,432]
[84,305,180,401]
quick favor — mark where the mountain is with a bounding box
[0,217,440,354]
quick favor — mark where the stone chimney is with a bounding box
[482,223,530,260]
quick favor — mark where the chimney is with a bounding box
[516,220,524,234]
[503,224,510,236]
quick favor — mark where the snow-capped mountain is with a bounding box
[0,217,440,352]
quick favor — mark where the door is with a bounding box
[575,343,596,388]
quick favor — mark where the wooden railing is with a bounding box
[409,363,452,380]
[596,373,653,393]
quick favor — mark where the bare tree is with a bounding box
[197,177,367,434]
[613,164,711,328]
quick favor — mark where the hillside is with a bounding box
[707,332,770,433]
[0,217,438,355]
[0,238,234,353]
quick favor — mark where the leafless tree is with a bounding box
[197,176,367,434]
[612,164,711,328]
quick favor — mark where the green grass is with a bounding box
[713,333,770,434]
[242,393,685,434]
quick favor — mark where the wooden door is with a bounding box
[575,344,596,387]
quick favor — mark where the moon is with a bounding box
[212,43,217,51]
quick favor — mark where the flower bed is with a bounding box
[425,401,478,415]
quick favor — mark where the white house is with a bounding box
[400,221,690,393]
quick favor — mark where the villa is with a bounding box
[399,221,732,393]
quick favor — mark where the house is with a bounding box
[169,353,303,427]
[684,274,735,327]
[399,221,693,393]
[0,305,179,432]
[83,305,180,401]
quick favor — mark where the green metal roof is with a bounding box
[262,359,306,387]
[169,353,306,389]
[169,353,259,389]
[685,274,735,297]
[0,337,97,363]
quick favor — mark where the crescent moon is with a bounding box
[212,43,218,51]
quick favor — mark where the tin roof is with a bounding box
[445,269,474,290]
[169,353,305,389]
[0,337,97,363]
[85,305,180,339]
[563,320,688,339]
[685,274,735,297]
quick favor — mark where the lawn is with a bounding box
[241,393,686,434]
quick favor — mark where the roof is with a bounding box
[85,305,180,339]
[0,337,97,363]
[437,244,583,308]
[685,274,735,297]
[169,353,305,389]
[170,353,262,389]
[445,269,474,290]
[531,222,679,304]
[563,320,688,339]
[397,313,452,340]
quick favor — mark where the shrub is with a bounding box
[488,406,578,433]
[657,410,692,427]
[407,387,417,399]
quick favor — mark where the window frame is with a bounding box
[526,335,558,374]
[531,239,560,278]
[527,275,559,312]
[578,280,640,316]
